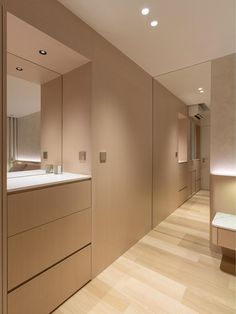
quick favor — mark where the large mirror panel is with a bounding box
[152,61,211,227]
[7,12,89,177]
[7,53,61,173]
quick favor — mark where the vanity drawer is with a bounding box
[8,208,91,290]
[8,179,91,236]
[8,245,91,314]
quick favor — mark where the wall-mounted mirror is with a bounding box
[7,12,89,177]
[155,61,211,162]
[7,53,61,173]
[153,60,211,207]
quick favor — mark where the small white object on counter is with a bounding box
[7,172,91,193]
[212,212,236,232]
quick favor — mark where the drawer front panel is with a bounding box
[8,180,91,236]
[218,228,236,250]
[8,245,91,314]
[8,208,91,290]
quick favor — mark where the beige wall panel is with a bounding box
[63,63,91,175]
[8,246,91,314]
[218,228,236,251]
[91,37,152,276]
[153,81,187,227]
[7,0,153,278]
[211,53,236,175]
[41,76,62,168]
[8,208,91,290]
[211,175,236,217]
[8,180,91,236]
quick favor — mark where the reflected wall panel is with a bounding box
[41,76,62,168]
[153,80,187,226]
[63,63,91,175]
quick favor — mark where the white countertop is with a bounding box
[7,169,46,178]
[212,212,236,232]
[7,172,91,193]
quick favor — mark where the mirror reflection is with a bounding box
[7,13,90,178]
[7,53,61,173]
[155,61,211,163]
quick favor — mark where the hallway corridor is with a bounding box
[55,191,236,314]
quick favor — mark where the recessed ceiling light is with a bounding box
[198,87,203,91]
[39,49,47,55]
[151,20,158,27]
[141,8,150,16]
[200,90,204,93]
[16,67,23,71]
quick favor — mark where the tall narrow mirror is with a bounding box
[153,62,211,227]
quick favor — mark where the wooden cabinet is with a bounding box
[8,208,91,290]
[7,179,92,313]
[8,246,91,314]
[8,180,91,236]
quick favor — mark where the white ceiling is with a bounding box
[58,0,236,76]
[7,75,41,118]
[156,62,211,107]
[7,13,89,75]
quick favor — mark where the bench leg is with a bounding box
[220,248,236,276]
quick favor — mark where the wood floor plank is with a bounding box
[54,191,235,314]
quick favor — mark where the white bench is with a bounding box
[212,212,236,250]
[212,212,236,275]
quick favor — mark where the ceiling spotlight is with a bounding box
[151,20,158,27]
[16,67,23,71]
[39,49,47,55]
[200,90,204,93]
[198,87,203,91]
[141,8,150,16]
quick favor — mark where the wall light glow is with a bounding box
[17,157,41,163]
[211,169,236,177]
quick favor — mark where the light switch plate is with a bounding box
[79,151,86,162]
[43,151,48,160]
[100,152,107,163]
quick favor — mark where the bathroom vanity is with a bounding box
[7,172,92,314]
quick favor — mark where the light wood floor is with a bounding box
[55,191,236,314]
